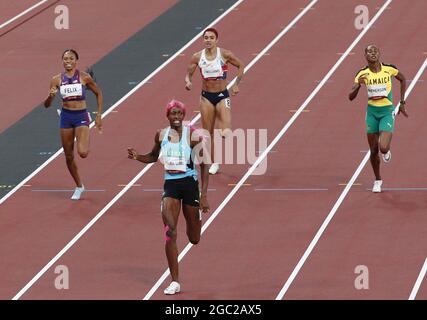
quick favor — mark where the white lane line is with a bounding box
[11,0,244,300]
[256,150,277,153]
[0,0,244,206]
[0,0,48,29]
[409,258,427,300]
[276,56,427,300]
[13,0,315,299]
[144,0,397,299]
[187,0,318,126]
[12,161,155,300]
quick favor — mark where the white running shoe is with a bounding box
[382,150,391,163]
[209,163,220,175]
[164,281,180,295]
[372,180,382,193]
[71,185,85,200]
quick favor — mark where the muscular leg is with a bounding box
[60,128,83,187]
[215,98,232,137]
[213,99,234,168]
[367,133,381,180]
[378,131,392,154]
[200,97,216,164]
[75,125,90,158]
[161,197,182,282]
[182,204,201,245]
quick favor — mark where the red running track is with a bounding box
[0,0,39,24]
[1,0,307,299]
[0,0,176,133]
[279,0,427,300]
[1,0,427,300]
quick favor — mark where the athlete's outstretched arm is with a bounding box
[395,72,408,117]
[128,130,161,163]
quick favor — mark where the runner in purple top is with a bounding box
[60,69,87,102]
[44,49,103,200]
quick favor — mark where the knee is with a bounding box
[221,128,232,138]
[189,236,200,245]
[188,226,200,245]
[164,224,177,242]
[78,150,89,158]
[379,146,389,154]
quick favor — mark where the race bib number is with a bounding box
[224,98,231,108]
[60,83,83,99]
[367,84,387,100]
[201,66,223,79]
[164,156,186,173]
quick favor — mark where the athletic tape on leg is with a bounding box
[164,225,172,242]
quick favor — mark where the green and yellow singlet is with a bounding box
[354,63,399,107]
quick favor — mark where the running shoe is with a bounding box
[372,180,382,193]
[382,150,391,163]
[164,281,181,295]
[71,185,85,200]
[209,163,220,175]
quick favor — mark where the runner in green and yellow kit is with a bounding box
[349,45,408,193]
